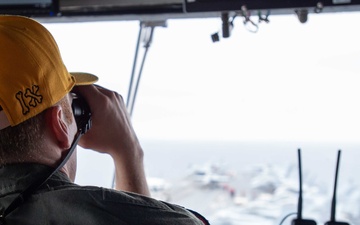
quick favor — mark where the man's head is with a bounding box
[0,16,97,169]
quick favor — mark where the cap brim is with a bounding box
[71,72,99,86]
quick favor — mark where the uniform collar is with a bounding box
[0,163,72,197]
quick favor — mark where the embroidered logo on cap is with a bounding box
[15,85,43,115]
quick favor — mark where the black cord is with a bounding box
[0,130,83,219]
[279,212,297,225]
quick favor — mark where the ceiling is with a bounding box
[1,0,360,23]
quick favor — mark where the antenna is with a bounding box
[324,150,350,225]
[297,149,303,219]
[292,149,316,225]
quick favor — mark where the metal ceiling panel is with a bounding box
[0,0,360,22]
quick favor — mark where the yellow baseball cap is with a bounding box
[0,15,98,130]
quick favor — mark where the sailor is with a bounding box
[0,15,208,225]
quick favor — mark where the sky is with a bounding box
[43,12,360,143]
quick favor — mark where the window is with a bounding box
[45,12,360,224]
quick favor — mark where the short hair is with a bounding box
[0,110,46,165]
[0,96,72,165]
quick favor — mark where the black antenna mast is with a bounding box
[324,150,350,225]
[292,149,316,225]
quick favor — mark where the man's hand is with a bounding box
[74,85,150,196]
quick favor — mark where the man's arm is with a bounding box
[75,85,150,196]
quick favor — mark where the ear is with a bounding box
[45,106,71,149]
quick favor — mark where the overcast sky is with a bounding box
[44,12,360,143]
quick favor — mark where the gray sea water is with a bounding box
[141,140,360,185]
[76,140,360,224]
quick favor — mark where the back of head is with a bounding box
[0,16,97,165]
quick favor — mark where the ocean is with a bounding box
[75,140,360,224]
[141,140,360,184]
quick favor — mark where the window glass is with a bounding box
[45,12,360,224]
